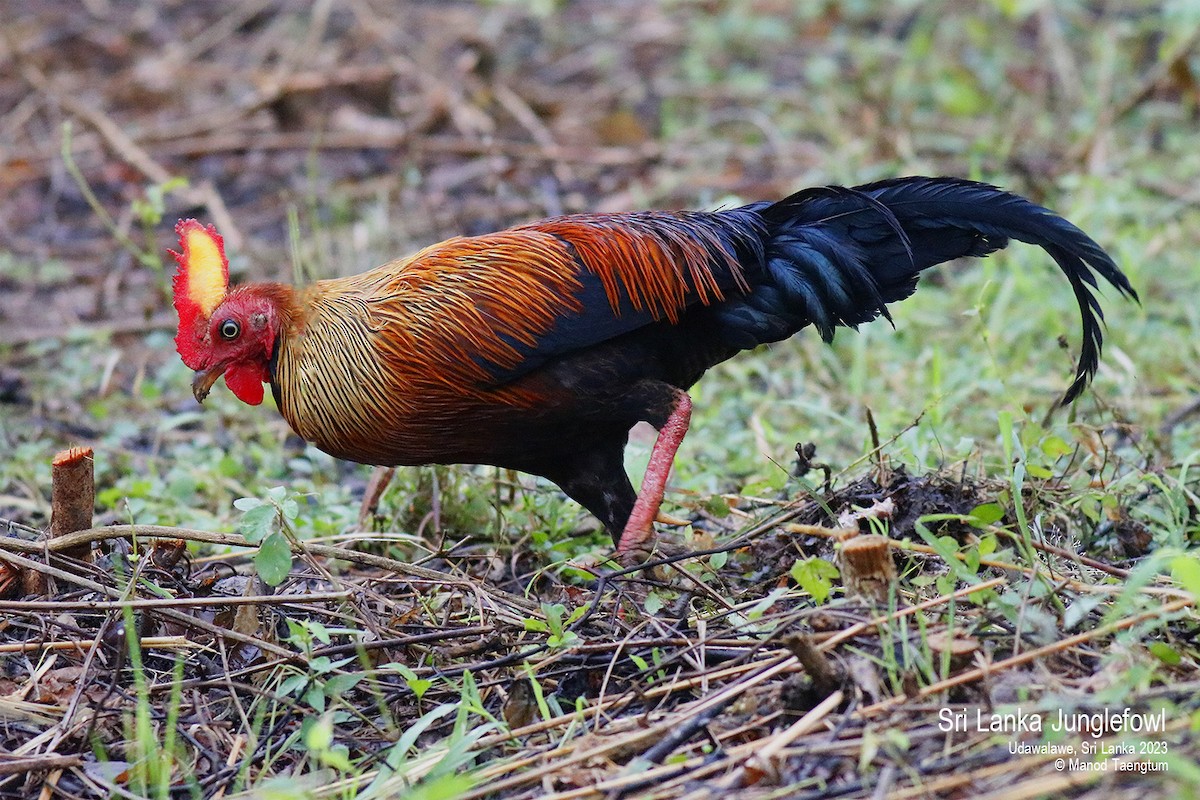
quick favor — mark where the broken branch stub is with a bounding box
[838,534,897,603]
[50,446,95,563]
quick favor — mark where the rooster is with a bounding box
[172,177,1135,559]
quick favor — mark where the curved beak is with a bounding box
[192,367,222,403]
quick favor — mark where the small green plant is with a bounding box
[277,619,366,712]
[524,603,584,649]
[98,604,199,799]
[791,556,840,604]
[515,663,556,726]
[236,486,302,585]
[358,701,482,799]
[629,647,669,684]
[303,713,354,773]
[380,662,434,701]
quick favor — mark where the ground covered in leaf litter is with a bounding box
[3,457,1198,799]
[2,1,1200,798]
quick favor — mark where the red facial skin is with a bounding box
[186,288,281,406]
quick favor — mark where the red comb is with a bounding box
[170,219,228,369]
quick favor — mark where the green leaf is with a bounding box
[307,620,332,644]
[541,603,566,636]
[320,745,353,772]
[302,715,353,770]
[1040,435,1073,458]
[402,774,475,800]
[969,503,1005,527]
[703,495,730,517]
[790,557,840,604]
[233,497,264,512]
[239,505,276,543]
[304,685,326,712]
[306,714,334,751]
[978,535,998,557]
[644,591,664,615]
[1148,641,1182,665]
[256,531,293,586]
[278,674,308,697]
[281,497,300,521]
[379,664,433,698]
[325,673,365,697]
[548,631,581,649]
[934,68,987,116]
[1171,555,1200,599]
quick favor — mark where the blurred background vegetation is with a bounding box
[0,0,1197,558]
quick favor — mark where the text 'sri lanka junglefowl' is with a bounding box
[171,177,1136,560]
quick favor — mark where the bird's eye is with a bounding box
[219,319,240,340]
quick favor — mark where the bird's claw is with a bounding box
[655,510,690,527]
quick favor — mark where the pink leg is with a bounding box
[616,392,692,556]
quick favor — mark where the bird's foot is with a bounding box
[613,519,655,567]
[615,541,655,569]
[613,518,693,569]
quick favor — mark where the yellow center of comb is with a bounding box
[185,227,226,316]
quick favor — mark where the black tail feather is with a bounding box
[717,176,1136,404]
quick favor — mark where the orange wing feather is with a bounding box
[520,213,744,321]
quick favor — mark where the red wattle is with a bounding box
[224,363,267,406]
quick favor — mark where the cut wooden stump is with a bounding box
[50,446,95,564]
[838,533,896,603]
[18,447,96,595]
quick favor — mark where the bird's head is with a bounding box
[171,219,282,406]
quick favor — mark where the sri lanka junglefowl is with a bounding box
[171,177,1135,559]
